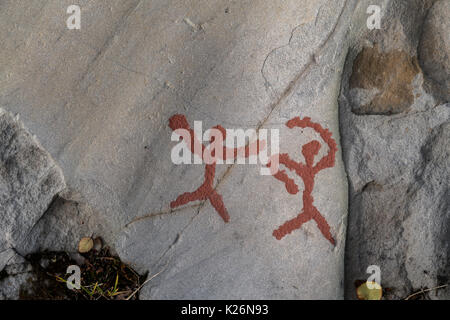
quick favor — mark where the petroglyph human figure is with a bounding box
[268,117,337,245]
[169,114,265,222]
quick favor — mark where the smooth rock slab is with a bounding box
[0,0,365,299]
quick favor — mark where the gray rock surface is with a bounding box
[16,192,108,255]
[0,107,66,299]
[0,107,65,261]
[0,0,357,299]
[419,0,450,101]
[0,0,448,300]
[0,252,34,300]
[341,0,450,300]
[0,112,104,299]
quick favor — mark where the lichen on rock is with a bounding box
[349,45,421,115]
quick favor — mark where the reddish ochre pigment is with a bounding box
[268,117,337,245]
[168,114,337,245]
[168,114,264,222]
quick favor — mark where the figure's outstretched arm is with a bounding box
[312,124,337,173]
[272,168,299,195]
[286,117,337,173]
[278,153,306,173]
[222,137,266,161]
[205,124,264,161]
[267,153,303,194]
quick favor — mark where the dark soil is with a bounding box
[19,246,147,300]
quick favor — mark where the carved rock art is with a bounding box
[268,117,337,245]
[168,114,264,222]
[169,114,337,245]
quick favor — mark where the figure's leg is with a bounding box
[172,164,215,209]
[312,207,335,245]
[208,190,230,222]
[272,211,310,240]
[170,188,205,209]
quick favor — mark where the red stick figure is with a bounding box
[169,114,264,223]
[268,117,337,245]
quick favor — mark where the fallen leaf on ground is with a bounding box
[357,281,383,300]
[78,237,94,253]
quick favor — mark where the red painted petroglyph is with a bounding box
[169,114,264,222]
[168,114,337,245]
[268,117,337,245]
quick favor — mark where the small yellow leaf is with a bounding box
[78,237,94,253]
[357,281,383,300]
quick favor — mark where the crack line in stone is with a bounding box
[128,0,353,265]
[124,203,202,228]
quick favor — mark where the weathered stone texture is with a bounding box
[0,0,449,300]
[341,0,450,299]
[0,108,65,257]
